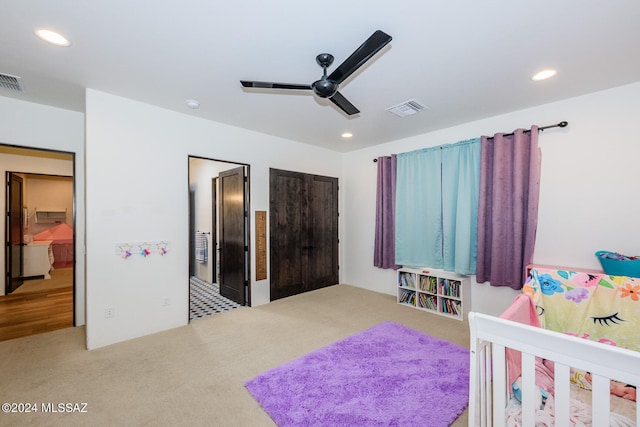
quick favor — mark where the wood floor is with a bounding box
[0,269,73,342]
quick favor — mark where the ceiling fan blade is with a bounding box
[241,81,311,90]
[330,91,360,115]
[327,30,392,84]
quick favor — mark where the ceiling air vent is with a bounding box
[386,99,427,117]
[0,73,23,92]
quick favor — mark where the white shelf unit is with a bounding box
[35,209,66,224]
[397,267,470,321]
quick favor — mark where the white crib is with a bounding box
[468,312,640,426]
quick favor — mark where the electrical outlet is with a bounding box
[104,307,115,318]
[162,297,170,306]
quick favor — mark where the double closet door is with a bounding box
[269,169,338,301]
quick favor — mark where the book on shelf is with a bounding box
[449,280,460,298]
[399,288,416,304]
[418,294,437,310]
[419,276,428,292]
[429,276,437,293]
[428,296,437,310]
[437,279,461,298]
[442,298,460,316]
[418,293,427,307]
[399,272,416,289]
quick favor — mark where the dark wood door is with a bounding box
[307,174,339,289]
[219,166,246,305]
[6,173,24,294]
[211,177,218,285]
[269,169,338,301]
[188,191,195,277]
[270,170,306,299]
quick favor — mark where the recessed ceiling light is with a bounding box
[34,29,70,46]
[531,69,557,81]
[186,99,200,109]
[341,132,353,138]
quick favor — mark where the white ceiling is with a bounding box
[1,1,639,153]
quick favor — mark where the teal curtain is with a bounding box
[395,147,442,267]
[441,139,481,274]
[395,138,481,274]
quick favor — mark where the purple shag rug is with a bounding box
[245,321,470,426]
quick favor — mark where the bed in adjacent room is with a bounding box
[33,223,73,268]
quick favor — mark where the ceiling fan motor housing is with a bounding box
[312,78,339,98]
[313,53,338,98]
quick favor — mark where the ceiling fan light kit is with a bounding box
[240,30,392,116]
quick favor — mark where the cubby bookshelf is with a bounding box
[397,267,470,321]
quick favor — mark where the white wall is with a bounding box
[341,82,640,316]
[5,82,638,348]
[85,89,342,349]
[0,96,85,322]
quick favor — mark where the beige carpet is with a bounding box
[0,284,470,427]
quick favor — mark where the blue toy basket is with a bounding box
[596,251,640,278]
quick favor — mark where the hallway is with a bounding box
[189,276,241,321]
[0,268,73,341]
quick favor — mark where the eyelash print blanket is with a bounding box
[523,267,640,400]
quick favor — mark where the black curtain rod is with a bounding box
[485,120,568,140]
[372,121,568,162]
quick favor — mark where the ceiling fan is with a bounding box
[240,30,392,116]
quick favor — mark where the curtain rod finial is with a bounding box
[373,158,378,162]
[558,121,568,127]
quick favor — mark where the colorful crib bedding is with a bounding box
[523,267,639,404]
[523,268,640,354]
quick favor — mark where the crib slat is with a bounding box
[520,353,536,427]
[553,362,570,427]
[470,339,492,427]
[469,337,492,426]
[591,373,610,426]
[493,344,506,427]
[474,345,486,427]
[481,344,491,427]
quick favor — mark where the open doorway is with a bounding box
[1,145,75,341]
[188,156,250,321]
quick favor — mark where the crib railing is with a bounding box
[468,312,640,427]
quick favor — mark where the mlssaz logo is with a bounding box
[41,403,88,413]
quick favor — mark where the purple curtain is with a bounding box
[476,127,541,289]
[374,155,401,269]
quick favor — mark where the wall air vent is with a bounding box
[386,99,427,117]
[0,73,23,92]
